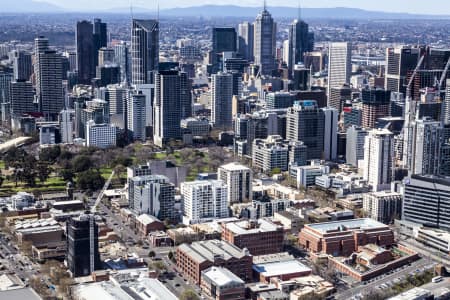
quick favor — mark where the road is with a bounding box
[335,257,434,300]
[399,239,450,266]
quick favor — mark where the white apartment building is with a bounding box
[86,120,117,148]
[218,162,252,204]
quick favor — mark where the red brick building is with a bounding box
[222,219,284,256]
[298,218,395,257]
[135,214,165,237]
[176,239,253,285]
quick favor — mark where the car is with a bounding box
[175,283,180,287]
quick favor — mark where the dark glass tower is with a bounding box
[76,21,95,85]
[212,27,237,73]
[288,18,313,77]
[131,19,159,85]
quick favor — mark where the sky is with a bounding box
[37,0,450,14]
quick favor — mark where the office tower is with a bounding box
[385,46,421,94]
[266,92,294,109]
[129,175,175,220]
[107,84,127,115]
[153,70,191,147]
[98,47,115,66]
[12,50,32,81]
[304,51,324,73]
[322,107,338,161]
[363,191,402,224]
[114,42,131,84]
[9,80,34,115]
[342,102,363,129]
[218,162,252,204]
[127,91,146,142]
[34,37,64,121]
[403,175,450,231]
[131,19,159,85]
[390,92,405,118]
[329,84,352,113]
[181,180,228,225]
[211,72,233,129]
[252,135,289,173]
[93,18,107,51]
[289,140,308,166]
[76,21,95,85]
[411,118,446,176]
[212,27,237,73]
[63,51,77,71]
[254,6,277,76]
[288,18,313,77]
[361,88,390,129]
[66,214,101,277]
[238,22,254,61]
[95,64,120,87]
[0,71,12,105]
[60,109,74,144]
[286,100,325,160]
[127,164,152,210]
[327,42,352,99]
[86,120,117,148]
[363,129,394,192]
[346,126,368,167]
[443,79,450,125]
[292,64,310,91]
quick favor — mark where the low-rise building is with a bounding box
[252,253,311,283]
[290,162,330,189]
[201,267,245,300]
[135,214,165,237]
[176,239,253,284]
[274,211,303,234]
[387,287,432,300]
[222,219,284,255]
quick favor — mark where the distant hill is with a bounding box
[2,0,63,13]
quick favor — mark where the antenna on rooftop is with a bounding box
[298,0,302,20]
[129,0,134,19]
[263,0,267,11]
[157,0,160,22]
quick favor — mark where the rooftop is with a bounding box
[202,267,244,287]
[253,260,311,278]
[178,240,250,264]
[307,218,388,234]
[0,288,42,300]
[219,162,250,171]
[136,214,160,225]
[224,219,282,235]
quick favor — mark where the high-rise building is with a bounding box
[181,180,228,225]
[129,175,175,220]
[288,18,313,77]
[286,100,325,160]
[346,126,369,167]
[361,88,390,129]
[329,84,352,113]
[254,6,277,76]
[131,19,159,85]
[66,214,101,277]
[363,191,402,224]
[9,80,34,115]
[98,47,115,66]
[238,22,254,61]
[114,41,131,84]
[211,72,233,129]
[385,46,421,94]
[363,129,394,192]
[86,120,117,148]
[95,64,120,87]
[402,175,450,231]
[60,109,74,144]
[76,21,95,85]
[0,71,12,106]
[327,42,352,99]
[266,92,294,109]
[218,162,252,204]
[322,107,338,161]
[34,37,64,121]
[443,79,450,125]
[212,27,237,73]
[107,84,127,115]
[127,91,146,142]
[93,18,107,52]
[12,50,32,81]
[153,70,191,147]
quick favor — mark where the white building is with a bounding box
[181,180,228,225]
[290,161,330,189]
[86,120,117,149]
[211,72,233,129]
[327,42,352,100]
[218,162,252,204]
[127,91,146,142]
[60,109,74,144]
[363,129,394,192]
[363,191,402,224]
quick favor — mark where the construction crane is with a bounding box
[402,54,426,169]
[89,170,115,273]
[438,56,450,92]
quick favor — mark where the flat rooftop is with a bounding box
[178,239,249,264]
[224,219,282,235]
[0,288,42,300]
[253,260,311,277]
[307,218,387,234]
[219,162,250,171]
[202,267,244,287]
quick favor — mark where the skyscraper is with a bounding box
[385,46,421,94]
[153,70,191,147]
[76,21,95,85]
[12,50,32,81]
[211,72,233,129]
[363,129,394,192]
[238,22,254,61]
[442,79,450,125]
[346,126,369,167]
[114,42,131,84]
[93,19,107,50]
[131,19,159,85]
[9,80,35,115]
[218,162,252,204]
[212,27,237,73]
[0,71,12,106]
[322,107,338,161]
[254,6,277,76]
[66,214,101,277]
[288,18,313,77]
[127,91,146,142]
[361,88,391,128]
[286,100,325,160]
[327,42,352,99]
[34,37,64,121]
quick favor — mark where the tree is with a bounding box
[36,162,51,183]
[180,289,200,300]
[39,146,61,163]
[72,155,92,173]
[270,167,282,176]
[148,251,156,258]
[60,169,74,182]
[76,169,105,191]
